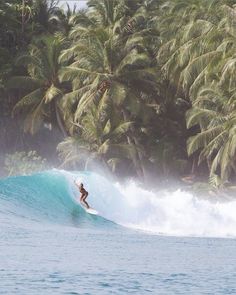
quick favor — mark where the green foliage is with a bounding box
[154,0,236,184]
[4,0,236,186]
[57,0,186,180]
[4,151,47,176]
[9,35,66,135]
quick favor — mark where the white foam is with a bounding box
[113,182,236,238]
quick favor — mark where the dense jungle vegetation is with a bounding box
[1,0,236,189]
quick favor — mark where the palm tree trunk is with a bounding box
[22,0,25,34]
[55,102,67,137]
[122,109,147,182]
[191,156,197,174]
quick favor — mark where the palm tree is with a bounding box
[8,35,67,135]
[186,84,236,181]
[152,0,236,182]
[59,0,159,180]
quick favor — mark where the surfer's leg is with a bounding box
[80,195,84,203]
[83,200,89,209]
[82,193,89,209]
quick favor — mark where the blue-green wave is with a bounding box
[2,169,236,238]
[0,170,118,228]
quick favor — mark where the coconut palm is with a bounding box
[8,35,67,135]
[186,84,236,181]
[4,0,236,183]
[152,0,236,181]
[59,0,160,180]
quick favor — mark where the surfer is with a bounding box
[74,181,90,209]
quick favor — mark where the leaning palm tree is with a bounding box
[8,34,67,135]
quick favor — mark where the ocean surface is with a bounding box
[1,170,236,294]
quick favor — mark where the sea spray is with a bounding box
[115,182,236,238]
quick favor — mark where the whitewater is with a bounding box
[1,169,236,294]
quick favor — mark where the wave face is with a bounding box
[1,169,236,238]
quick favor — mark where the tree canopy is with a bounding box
[2,0,236,186]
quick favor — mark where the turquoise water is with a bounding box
[1,170,236,294]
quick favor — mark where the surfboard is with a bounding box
[85,207,99,215]
[79,202,99,215]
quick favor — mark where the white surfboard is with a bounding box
[79,202,98,215]
[85,207,99,215]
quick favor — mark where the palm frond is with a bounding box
[13,89,43,115]
[187,126,224,156]
[44,85,63,103]
[186,107,217,129]
[109,121,134,140]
